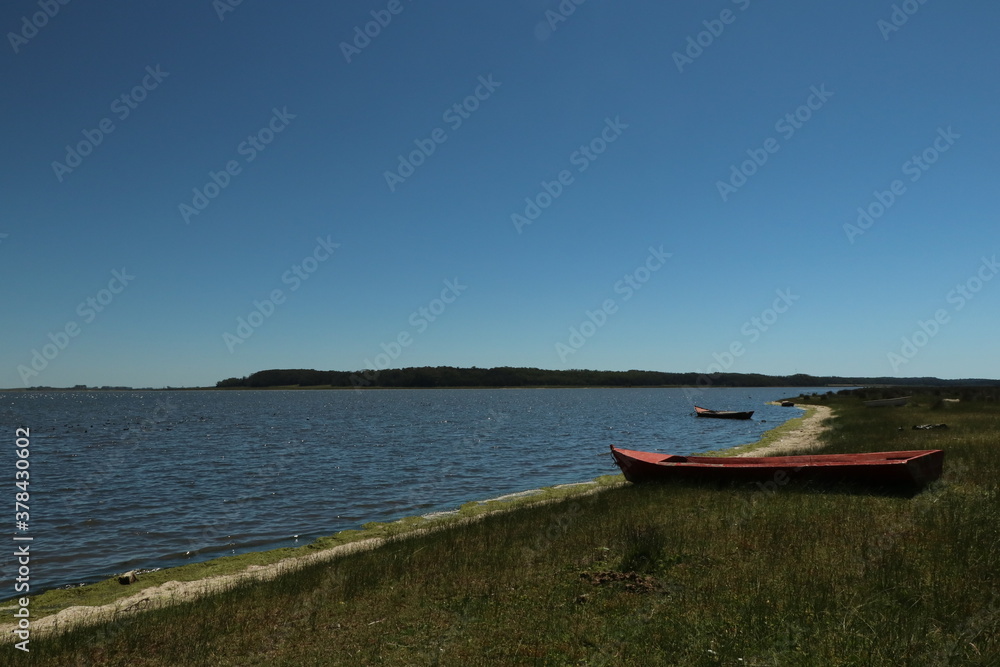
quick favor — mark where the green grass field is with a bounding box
[14,391,1000,665]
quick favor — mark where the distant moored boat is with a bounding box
[694,405,754,420]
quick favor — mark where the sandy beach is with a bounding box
[2,404,834,640]
[736,404,833,457]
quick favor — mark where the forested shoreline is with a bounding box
[214,367,1000,389]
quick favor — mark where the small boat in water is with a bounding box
[609,445,944,488]
[694,405,754,420]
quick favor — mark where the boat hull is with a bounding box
[694,406,754,420]
[610,446,944,488]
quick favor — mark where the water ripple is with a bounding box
[2,386,827,595]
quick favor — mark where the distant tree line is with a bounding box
[214,367,1000,390]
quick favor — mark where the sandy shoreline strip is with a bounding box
[3,403,834,640]
[738,404,833,457]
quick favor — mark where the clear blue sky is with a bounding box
[2,0,998,388]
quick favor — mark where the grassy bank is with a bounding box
[18,393,1000,665]
[1,480,625,622]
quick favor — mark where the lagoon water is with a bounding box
[3,387,832,595]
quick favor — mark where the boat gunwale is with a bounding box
[610,446,944,470]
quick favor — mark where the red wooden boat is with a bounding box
[694,405,754,420]
[609,445,945,488]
